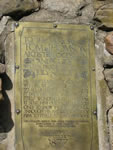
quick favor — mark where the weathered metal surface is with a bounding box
[15,22,98,150]
[0,144,6,150]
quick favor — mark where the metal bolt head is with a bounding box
[53,24,57,28]
[15,65,19,69]
[15,22,19,28]
[16,109,21,115]
[90,25,94,30]
[93,110,97,116]
[92,67,95,71]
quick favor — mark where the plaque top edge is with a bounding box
[15,22,92,32]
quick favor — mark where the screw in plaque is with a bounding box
[15,22,19,28]
[53,24,57,28]
[16,109,21,115]
[15,65,20,73]
[90,25,94,30]
[15,65,19,69]
[93,110,97,116]
[92,67,95,71]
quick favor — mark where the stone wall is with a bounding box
[0,0,113,149]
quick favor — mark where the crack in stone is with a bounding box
[4,9,38,21]
[99,25,113,32]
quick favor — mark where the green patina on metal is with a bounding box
[15,22,98,150]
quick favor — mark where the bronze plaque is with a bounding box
[15,22,98,150]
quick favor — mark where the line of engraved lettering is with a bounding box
[23,35,89,120]
[24,37,87,59]
[23,120,89,127]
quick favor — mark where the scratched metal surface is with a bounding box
[15,22,98,150]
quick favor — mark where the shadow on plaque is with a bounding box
[0,73,14,133]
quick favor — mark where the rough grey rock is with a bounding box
[21,9,80,23]
[42,0,86,18]
[0,133,7,142]
[41,0,94,22]
[95,30,106,67]
[0,63,5,74]
[94,3,113,28]
[21,2,94,24]
[0,0,40,19]
[0,16,11,63]
[108,107,113,150]
[104,55,113,68]
[0,16,10,34]
[104,69,113,93]
[94,0,112,9]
